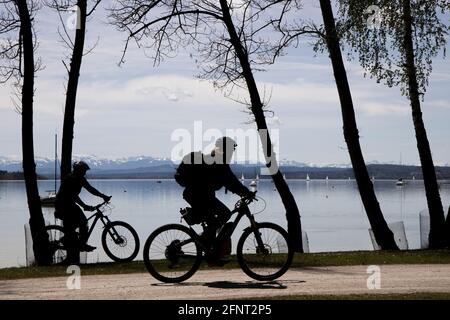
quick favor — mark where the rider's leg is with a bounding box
[183,189,214,245]
[208,197,232,226]
[62,204,81,264]
[76,208,89,245]
[183,190,231,265]
[200,195,230,241]
[205,197,233,264]
[77,209,96,252]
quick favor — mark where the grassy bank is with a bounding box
[1,249,449,281]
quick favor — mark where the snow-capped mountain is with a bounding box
[279,159,352,168]
[2,155,448,180]
[0,155,356,173]
[0,155,174,175]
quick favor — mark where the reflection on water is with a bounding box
[1,179,449,268]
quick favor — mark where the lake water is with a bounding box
[1,179,449,268]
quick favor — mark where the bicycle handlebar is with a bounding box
[94,200,110,210]
[236,192,258,208]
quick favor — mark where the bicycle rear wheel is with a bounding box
[237,222,293,281]
[143,224,202,283]
[102,221,140,262]
[45,225,67,264]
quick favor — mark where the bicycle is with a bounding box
[143,194,294,283]
[45,201,140,264]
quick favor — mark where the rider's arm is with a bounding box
[82,178,109,200]
[75,196,90,210]
[224,166,251,196]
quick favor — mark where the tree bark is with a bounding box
[60,0,87,180]
[402,0,446,248]
[60,1,87,264]
[219,0,303,252]
[446,206,450,247]
[16,0,52,265]
[319,0,398,250]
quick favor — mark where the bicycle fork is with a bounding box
[101,216,124,245]
[247,213,269,255]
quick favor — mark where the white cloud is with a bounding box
[136,85,194,103]
[357,102,409,116]
[427,100,449,109]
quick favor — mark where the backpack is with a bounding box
[174,152,204,187]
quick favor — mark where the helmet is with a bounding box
[215,137,237,154]
[73,161,90,172]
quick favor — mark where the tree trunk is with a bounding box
[446,206,450,247]
[219,0,303,252]
[16,0,52,265]
[60,1,87,264]
[60,0,87,180]
[402,0,446,248]
[319,0,398,250]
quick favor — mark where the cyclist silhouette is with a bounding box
[55,161,111,252]
[175,137,255,262]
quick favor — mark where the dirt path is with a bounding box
[1,264,449,300]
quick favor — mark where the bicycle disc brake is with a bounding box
[165,240,184,268]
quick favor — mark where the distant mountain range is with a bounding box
[0,155,173,174]
[1,155,449,180]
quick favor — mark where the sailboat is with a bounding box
[249,170,257,187]
[40,133,58,207]
[306,173,310,181]
[240,173,245,182]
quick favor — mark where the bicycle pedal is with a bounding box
[80,244,96,252]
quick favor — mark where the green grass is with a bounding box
[0,249,449,281]
[244,292,450,300]
[290,249,450,267]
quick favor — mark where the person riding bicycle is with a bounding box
[55,161,111,252]
[175,137,255,263]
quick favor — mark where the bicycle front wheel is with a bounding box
[237,222,293,281]
[102,221,140,262]
[143,224,202,283]
[45,225,67,264]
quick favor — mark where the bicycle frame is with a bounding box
[83,206,114,241]
[186,198,262,254]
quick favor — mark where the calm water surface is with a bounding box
[1,179,449,268]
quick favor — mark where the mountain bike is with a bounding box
[143,194,294,283]
[45,201,140,264]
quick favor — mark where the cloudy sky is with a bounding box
[0,1,449,166]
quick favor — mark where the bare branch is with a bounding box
[87,0,102,17]
[109,0,301,108]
